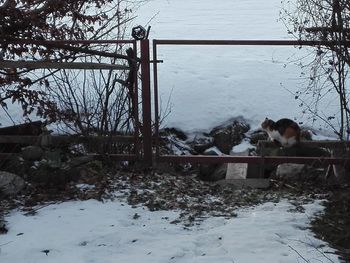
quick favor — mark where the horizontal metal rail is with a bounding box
[152,39,350,166]
[1,39,136,45]
[0,135,135,144]
[0,60,129,70]
[0,153,137,161]
[159,155,350,165]
[259,140,350,148]
[153,39,350,46]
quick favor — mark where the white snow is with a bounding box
[0,199,339,263]
[1,0,338,135]
[131,0,309,133]
[231,138,254,153]
[130,0,339,134]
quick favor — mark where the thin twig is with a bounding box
[288,245,311,263]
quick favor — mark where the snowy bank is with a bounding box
[0,199,339,263]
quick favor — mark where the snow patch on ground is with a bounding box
[0,199,339,263]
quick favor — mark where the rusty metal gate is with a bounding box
[148,39,350,168]
[2,38,350,168]
[0,39,142,162]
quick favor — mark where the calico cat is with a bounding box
[261,117,301,147]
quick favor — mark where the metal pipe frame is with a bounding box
[0,153,137,161]
[140,40,153,166]
[132,41,140,159]
[152,39,350,165]
[1,38,139,162]
[159,155,350,166]
[153,39,349,46]
[1,39,136,45]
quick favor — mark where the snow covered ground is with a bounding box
[0,199,339,263]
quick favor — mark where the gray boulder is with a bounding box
[199,163,227,182]
[198,147,227,181]
[276,163,306,180]
[21,146,44,161]
[249,130,268,145]
[191,135,213,154]
[210,120,250,154]
[0,171,25,196]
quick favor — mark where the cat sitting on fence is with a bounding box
[261,117,301,147]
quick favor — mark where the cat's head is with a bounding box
[261,117,274,129]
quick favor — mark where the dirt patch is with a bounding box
[1,167,319,227]
[102,168,326,227]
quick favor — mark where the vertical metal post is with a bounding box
[153,40,160,159]
[140,39,152,166]
[259,142,265,178]
[132,41,140,159]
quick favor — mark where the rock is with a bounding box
[21,146,44,161]
[275,163,306,180]
[203,147,222,156]
[210,120,250,154]
[159,127,187,141]
[246,163,264,178]
[68,155,95,168]
[26,154,100,187]
[199,147,226,181]
[28,167,73,187]
[193,143,213,154]
[0,171,25,196]
[250,130,268,145]
[159,128,192,155]
[200,163,227,182]
[66,167,88,183]
[211,164,228,181]
[0,155,25,175]
[212,130,232,154]
[256,142,331,178]
[191,135,213,154]
[42,150,63,168]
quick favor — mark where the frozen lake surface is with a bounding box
[133,0,333,133]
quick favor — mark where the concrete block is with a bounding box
[226,149,249,179]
